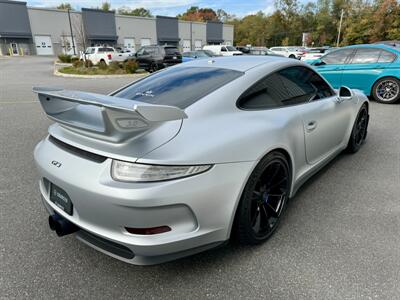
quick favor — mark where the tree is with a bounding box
[100,2,111,12]
[57,3,73,10]
[178,6,219,22]
[117,7,152,17]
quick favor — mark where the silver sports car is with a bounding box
[34,56,369,265]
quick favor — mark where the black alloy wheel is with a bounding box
[234,151,291,244]
[346,104,369,153]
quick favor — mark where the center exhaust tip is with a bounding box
[48,214,79,237]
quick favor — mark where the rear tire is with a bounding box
[233,151,291,245]
[372,77,400,104]
[346,104,369,153]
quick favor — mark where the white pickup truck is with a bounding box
[81,47,115,65]
[81,47,135,65]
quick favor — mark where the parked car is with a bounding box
[113,48,136,62]
[182,50,217,62]
[269,46,305,59]
[301,47,333,61]
[236,46,251,54]
[249,47,284,57]
[33,56,368,265]
[203,45,243,56]
[134,45,182,72]
[310,44,400,103]
[80,47,116,65]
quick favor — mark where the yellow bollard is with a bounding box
[8,48,12,56]
[20,48,23,56]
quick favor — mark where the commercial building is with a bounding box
[0,0,234,56]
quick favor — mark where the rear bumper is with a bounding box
[34,136,254,264]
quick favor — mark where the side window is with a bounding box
[142,48,151,55]
[136,47,145,56]
[238,67,334,110]
[378,50,396,63]
[221,47,227,52]
[321,48,354,64]
[350,48,381,64]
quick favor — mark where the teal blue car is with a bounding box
[310,44,400,104]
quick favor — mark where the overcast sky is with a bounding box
[26,0,279,17]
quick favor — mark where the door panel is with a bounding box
[301,96,352,164]
[341,63,383,94]
[316,48,355,89]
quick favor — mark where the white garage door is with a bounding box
[195,40,202,50]
[140,38,151,47]
[35,36,53,55]
[124,38,136,51]
[183,40,191,52]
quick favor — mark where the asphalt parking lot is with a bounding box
[1,56,400,299]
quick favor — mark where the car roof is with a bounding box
[341,44,400,54]
[175,55,299,72]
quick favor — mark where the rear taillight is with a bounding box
[107,53,112,60]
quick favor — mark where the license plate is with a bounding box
[50,183,73,215]
[173,56,177,59]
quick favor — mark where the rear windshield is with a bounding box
[115,67,243,109]
[98,47,114,52]
[165,47,180,55]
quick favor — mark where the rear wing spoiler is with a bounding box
[33,87,187,142]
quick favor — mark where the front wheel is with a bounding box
[372,77,400,104]
[346,104,369,153]
[233,151,291,245]
[289,54,296,59]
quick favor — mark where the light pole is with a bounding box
[67,8,76,55]
[336,9,344,47]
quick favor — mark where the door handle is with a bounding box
[306,121,317,132]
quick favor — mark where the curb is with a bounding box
[54,61,73,67]
[54,69,148,79]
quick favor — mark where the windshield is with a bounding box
[115,67,243,109]
[226,46,237,51]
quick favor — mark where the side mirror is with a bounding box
[337,86,353,102]
[312,59,325,66]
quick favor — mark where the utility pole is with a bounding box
[336,9,344,47]
[190,21,193,51]
[67,8,76,55]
